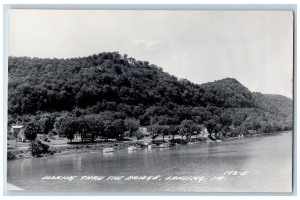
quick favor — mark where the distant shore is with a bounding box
[7,131,290,161]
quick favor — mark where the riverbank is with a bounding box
[7,139,203,160]
[7,140,147,160]
[7,131,288,161]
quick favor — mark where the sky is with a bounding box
[9,10,293,98]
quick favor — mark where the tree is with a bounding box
[38,113,56,135]
[148,124,160,141]
[204,119,217,139]
[30,141,50,156]
[103,119,126,141]
[160,125,170,142]
[214,123,223,139]
[77,119,92,143]
[88,117,105,141]
[124,119,139,137]
[24,122,41,142]
[232,112,247,126]
[221,125,230,137]
[8,53,293,142]
[64,121,77,142]
[59,117,77,140]
[220,112,232,126]
[112,119,127,139]
[260,121,274,133]
[139,114,150,126]
[190,124,202,139]
[169,125,180,140]
[133,128,144,140]
[178,127,185,139]
[66,131,75,142]
[180,120,196,141]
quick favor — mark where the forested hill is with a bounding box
[8,52,293,137]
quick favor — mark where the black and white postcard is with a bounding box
[6,8,294,193]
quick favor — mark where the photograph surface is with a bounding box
[6,9,294,193]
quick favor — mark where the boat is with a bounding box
[157,143,171,148]
[205,138,214,143]
[140,142,150,147]
[103,148,114,153]
[187,141,199,145]
[127,146,137,151]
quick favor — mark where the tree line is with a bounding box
[8,52,293,142]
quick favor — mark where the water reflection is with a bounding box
[103,152,114,158]
[7,132,292,192]
[127,150,136,155]
[74,156,81,170]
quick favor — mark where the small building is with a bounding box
[139,127,150,137]
[200,126,209,138]
[248,130,257,135]
[11,125,25,141]
[75,133,94,142]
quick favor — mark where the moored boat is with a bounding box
[187,141,199,145]
[157,143,171,148]
[127,146,137,151]
[103,147,114,153]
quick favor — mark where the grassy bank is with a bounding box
[7,140,148,160]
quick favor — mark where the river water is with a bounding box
[7,131,293,193]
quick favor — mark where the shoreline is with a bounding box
[7,131,290,161]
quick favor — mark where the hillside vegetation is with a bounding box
[8,52,293,141]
